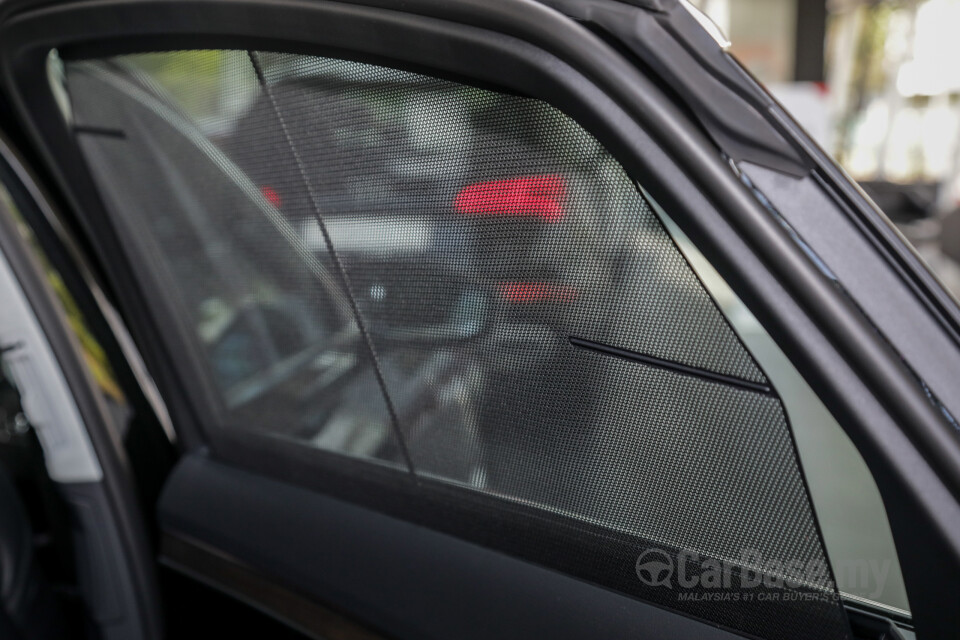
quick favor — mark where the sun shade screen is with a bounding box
[63,51,849,640]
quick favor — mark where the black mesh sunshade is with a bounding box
[63,50,850,640]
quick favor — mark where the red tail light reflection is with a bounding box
[498,282,578,304]
[454,175,566,222]
[261,185,282,208]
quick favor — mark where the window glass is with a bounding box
[61,49,891,636]
[654,205,909,613]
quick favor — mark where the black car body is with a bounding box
[0,1,956,640]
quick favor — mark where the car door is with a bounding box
[0,0,958,639]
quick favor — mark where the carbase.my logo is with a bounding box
[635,548,674,588]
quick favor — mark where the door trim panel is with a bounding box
[161,534,385,640]
[160,454,750,640]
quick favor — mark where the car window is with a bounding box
[653,206,910,613]
[57,49,900,637]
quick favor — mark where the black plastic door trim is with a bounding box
[160,454,751,640]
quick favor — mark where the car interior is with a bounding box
[0,0,955,639]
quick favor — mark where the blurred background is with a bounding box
[692,0,960,296]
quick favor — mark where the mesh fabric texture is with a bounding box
[64,50,849,640]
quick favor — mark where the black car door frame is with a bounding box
[0,0,958,637]
[0,132,165,640]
